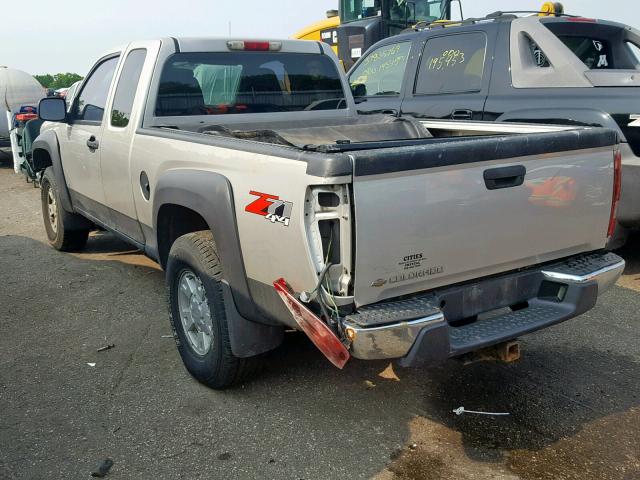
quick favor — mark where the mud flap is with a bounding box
[221,281,284,358]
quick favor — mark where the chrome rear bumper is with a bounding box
[345,312,444,360]
[541,256,625,295]
[344,252,625,363]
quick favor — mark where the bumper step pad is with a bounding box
[346,295,440,328]
[448,303,567,355]
[541,251,622,277]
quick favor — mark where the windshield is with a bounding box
[155,52,346,117]
[340,0,447,24]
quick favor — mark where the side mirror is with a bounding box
[38,97,67,122]
[351,83,367,98]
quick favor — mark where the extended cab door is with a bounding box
[401,25,499,120]
[99,41,161,244]
[348,40,414,116]
[60,55,120,219]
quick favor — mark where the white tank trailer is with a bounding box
[0,66,45,172]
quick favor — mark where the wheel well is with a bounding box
[157,204,210,269]
[32,148,52,171]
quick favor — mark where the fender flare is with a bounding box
[495,108,625,141]
[32,130,75,213]
[153,169,283,357]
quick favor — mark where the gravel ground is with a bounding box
[0,157,639,480]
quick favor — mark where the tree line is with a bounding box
[34,73,83,90]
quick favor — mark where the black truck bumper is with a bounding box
[342,252,625,366]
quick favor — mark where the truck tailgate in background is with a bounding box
[351,129,618,307]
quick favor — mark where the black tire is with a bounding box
[40,168,89,251]
[166,231,261,389]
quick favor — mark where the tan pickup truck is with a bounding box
[34,37,624,388]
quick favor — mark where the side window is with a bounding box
[415,32,487,95]
[349,42,412,97]
[73,56,119,123]
[529,39,550,68]
[111,49,147,128]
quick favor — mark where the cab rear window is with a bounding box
[155,52,346,116]
[558,36,613,69]
[542,20,640,70]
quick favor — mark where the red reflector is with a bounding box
[568,17,597,23]
[243,41,270,51]
[608,149,622,240]
[273,278,350,369]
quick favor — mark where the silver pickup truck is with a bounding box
[34,37,625,388]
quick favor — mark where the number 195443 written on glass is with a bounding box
[428,49,466,70]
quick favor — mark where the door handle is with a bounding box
[86,136,99,150]
[451,109,473,120]
[380,109,398,116]
[483,165,526,190]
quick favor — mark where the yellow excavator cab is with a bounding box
[292,12,340,56]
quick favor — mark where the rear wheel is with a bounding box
[40,168,89,251]
[166,231,261,389]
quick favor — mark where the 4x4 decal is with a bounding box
[245,191,293,227]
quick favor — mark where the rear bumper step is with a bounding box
[343,252,624,365]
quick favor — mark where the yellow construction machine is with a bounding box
[292,10,341,56]
[294,0,456,70]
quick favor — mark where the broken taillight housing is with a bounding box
[304,185,352,296]
[607,149,622,241]
[273,278,350,369]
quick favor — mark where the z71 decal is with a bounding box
[245,191,293,227]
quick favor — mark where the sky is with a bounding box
[1,0,639,75]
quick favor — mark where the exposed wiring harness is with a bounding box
[300,261,332,302]
[299,233,341,326]
[322,279,340,322]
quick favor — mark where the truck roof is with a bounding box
[404,13,636,37]
[97,37,331,61]
[362,14,640,56]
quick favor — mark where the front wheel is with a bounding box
[40,168,89,251]
[166,231,261,389]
